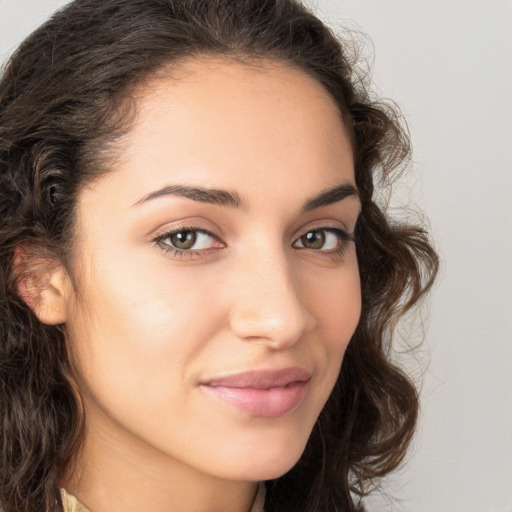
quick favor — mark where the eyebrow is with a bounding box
[132,182,359,211]
[133,184,242,208]
[301,183,359,212]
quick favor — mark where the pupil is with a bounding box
[303,231,325,249]
[171,231,196,250]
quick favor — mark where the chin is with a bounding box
[211,433,309,482]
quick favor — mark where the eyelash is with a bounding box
[152,225,356,260]
[293,227,356,256]
[152,226,221,260]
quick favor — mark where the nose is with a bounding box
[227,248,316,349]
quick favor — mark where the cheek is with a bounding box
[64,249,218,412]
[307,256,361,347]
[300,255,361,401]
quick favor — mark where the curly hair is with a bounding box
[0,0,438,511]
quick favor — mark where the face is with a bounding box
[64,58,361,483]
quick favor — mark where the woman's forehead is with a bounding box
[98,57,355,206]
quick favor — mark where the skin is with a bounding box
[49,58,362,512]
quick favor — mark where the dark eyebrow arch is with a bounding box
[132,184,242,208]
[132,182,358,211]
[301,183,359,212]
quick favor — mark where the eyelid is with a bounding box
[152,224,219,242]
[292,218,355,240]
[292,225,356,254]
[151,224,225,257]
[294,226,355,241]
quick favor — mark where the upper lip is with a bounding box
[203,367,312,389]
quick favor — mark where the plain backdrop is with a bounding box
[1,1,511,511]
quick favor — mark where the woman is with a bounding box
[0,0,438,511]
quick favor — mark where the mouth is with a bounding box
[200,367,311,418]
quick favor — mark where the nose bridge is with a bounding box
[228,242,315,347]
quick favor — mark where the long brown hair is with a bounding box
[0,1,438,511]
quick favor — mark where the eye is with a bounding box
[153,227,223,255]
[293,228,354,252]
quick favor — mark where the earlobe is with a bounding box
[14,246,70,325]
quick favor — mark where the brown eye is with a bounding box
[300,231,326,249]
[169,230,197,250]
[154,228,221,254]
[293,228,353,252]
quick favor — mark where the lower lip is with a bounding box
[200,381,309,417]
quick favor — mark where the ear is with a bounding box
[13,245,71,325]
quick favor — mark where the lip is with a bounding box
[200,367,311,418]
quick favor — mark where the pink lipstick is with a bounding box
[200,367,311,417]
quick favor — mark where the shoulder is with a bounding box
[60,488,91,512]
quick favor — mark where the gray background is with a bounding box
[1,1,511,511]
